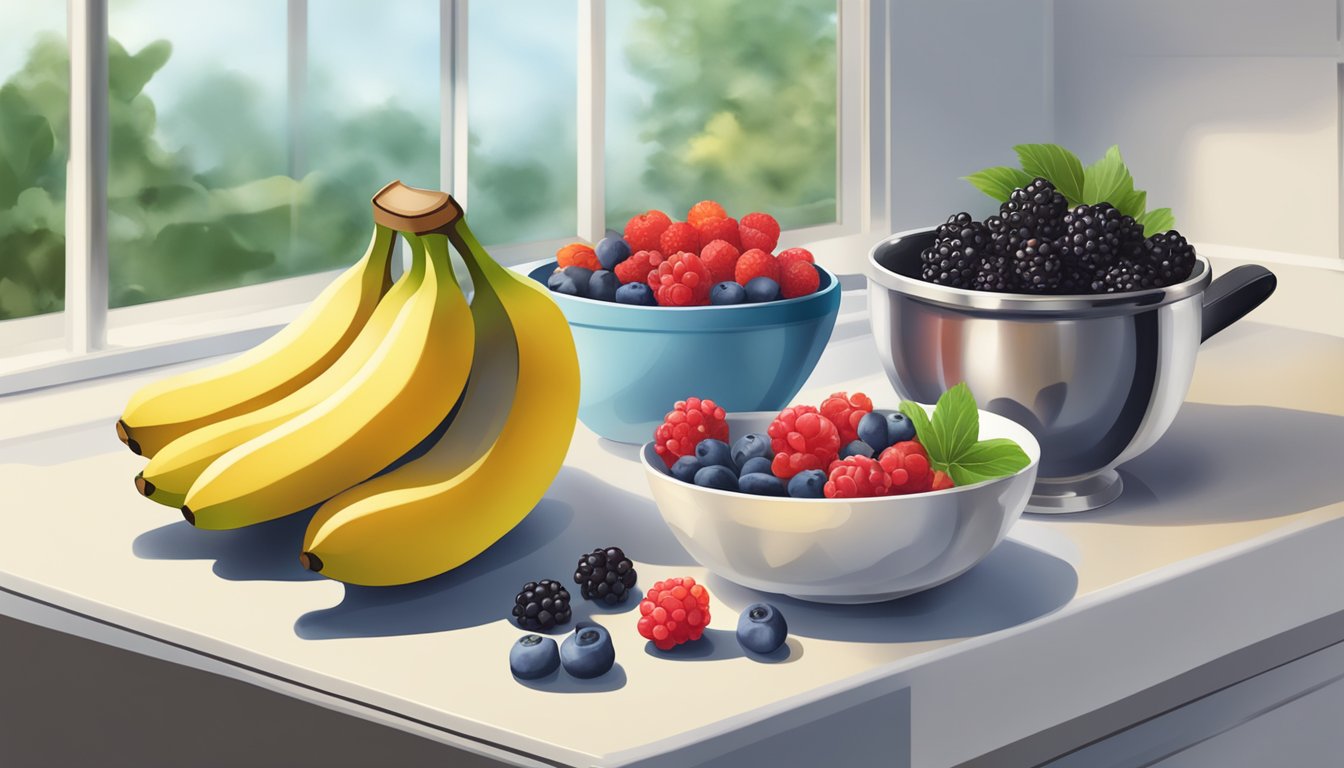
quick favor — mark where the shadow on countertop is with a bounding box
[132,508,323,582]
[1046,403,1344,526]
[293,466,697,639]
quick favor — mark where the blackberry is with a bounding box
[512,579,572,631]
[1099,260,1160,293]
[1000,178,1068,244]
[573,546,638,605]
[1012,237,1062,293]
[970,250,1013,292]
[1144,230,1196,286]
[935,212,974,241]
[920,221,990,288]
[1059,203,1136,275]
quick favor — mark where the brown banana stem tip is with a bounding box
[115,419,130,445]
[134,473,154,497]
[180,506,195,526]
[298,552,323,573]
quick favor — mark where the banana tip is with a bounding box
[299,552,323,573]
[134,473,154,497]
[116,419,141,455]
[180,506,195,526]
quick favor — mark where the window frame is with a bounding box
[0,0,879,396]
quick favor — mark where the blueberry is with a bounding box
[736,602,788,654]
[710,281,747,305]
[839,440,874,460]
[560,266,594,297]
[694,439,734,470]
[744,276,781,303]
[731,433,773,469]
[885,411,917,443]
[605,228,623,240]
[738,456,773,477]
[559,624,615,679]
[671,455,703,484]
[787,469,827,498]
[546,270,581,296]
[596,236,632,270]
[856,411,889,452]
[739,472,786,496]
[585,269,618,302]
[694,465,738,491]
[509,634,560,680]
[615,282,656,306]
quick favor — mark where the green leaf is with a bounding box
[1138,207,1176,237]
[1081,145,1135,207]
[946,438,1032,487]
[1112,187,1147,220]
[898,401,938,460]
[1013,143,1085,203]
[930,382,979,469]
[963,166,1034,203]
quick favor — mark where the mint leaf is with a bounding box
[930,383,979,469]
[946,439,1032,487]
[963,166,1034,203]
[1013,144,1085,203]
[1112,187,1147,220]
[898,400,938,459]
[1081,145,1135,207]
[1138,207,1176,237]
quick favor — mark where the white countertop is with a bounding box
[1,300,1342,768]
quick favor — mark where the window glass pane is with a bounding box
[0,2,66,321]
[467,1,577,246]
[606,0,838,231]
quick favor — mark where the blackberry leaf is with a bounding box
[1081,145,1135,207]
[1013,144,1085,203]
[1138,207,1176,237]
[963,166,1035,203]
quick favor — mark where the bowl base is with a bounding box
[1027,470,1123,514]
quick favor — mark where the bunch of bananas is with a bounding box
[117,181,580,586]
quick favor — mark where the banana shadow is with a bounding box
[131,509,322,582]
[704,538,1078,644]
[0,418,126,466]
[294,467,696,639]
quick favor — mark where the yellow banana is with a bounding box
[300,211,579,586]
[181,190,474,530]
[117,224,396,458]
[135,242,431,508]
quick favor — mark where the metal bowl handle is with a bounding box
[1201,265,1276,342]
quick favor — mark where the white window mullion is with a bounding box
[442,0,469,204]
[66,0,109,355]
[577,0,606,242]
[835,0,866,234]
[286,0,308,180]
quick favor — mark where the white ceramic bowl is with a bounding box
[640,405,1040,603]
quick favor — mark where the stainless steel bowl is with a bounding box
[868,227,1276,513]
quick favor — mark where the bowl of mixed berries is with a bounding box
[524,201,842,443]
[639,384,1040,603]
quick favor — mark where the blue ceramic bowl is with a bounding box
[521,259,842,443]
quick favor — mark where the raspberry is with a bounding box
[824,456,891,498]
[652,252,713,307]
[780,260,821,298]
[818,391,873,445]
[624,210,672,252]
[734,248,779,285]
[556,243,601,271]
[613,249,664,285]
[931,470,955,491]
[739,212,781,252]
[877,441,933,494]
[654,397,729,468]
[699,239,741,284]
[687,200,727,228]
[768,405,841,479]
[776,247,814,269]
[659,222,701,257]
[637,576,711,651]
[695,216,741,250]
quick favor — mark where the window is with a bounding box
[0,0,866,393]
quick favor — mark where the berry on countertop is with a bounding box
[637,576,711,651]
[614,248,665,285]
[1145,230,1196,286]
[739,212,781,252]
[768,405,842,479]
[700,239,742,284]
[510,634,561,680]
[660,222,702,258]
[710,280,746,305]
[513,580,573,631]
[694,464,738,491]
[560,624,616,679]
[734,248,779,285]
[787,468,827,498]
[731,432,773,469]
[744,276,780,303]
[779,260,820,298]
[738,456,773,477]
[671,455,703,483]
[819,391,873,445]
[615,281,657,306]
[624,210,673,252]
[654,396,729,467]
[695,217,741,251]
[596,235,632,270]
[574,546,638,605]
[687,200,728,228]
[776,247,814,269]
[694,438,734,469]
[652,252,713,306]
[739,472,787,496]
[877,441,933,494]
[931,470,956,491]
[839,440,874,460]
[824,455,892,498]
[736,602,788,654]
[587,270,618,302]
[556,243,602,271]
